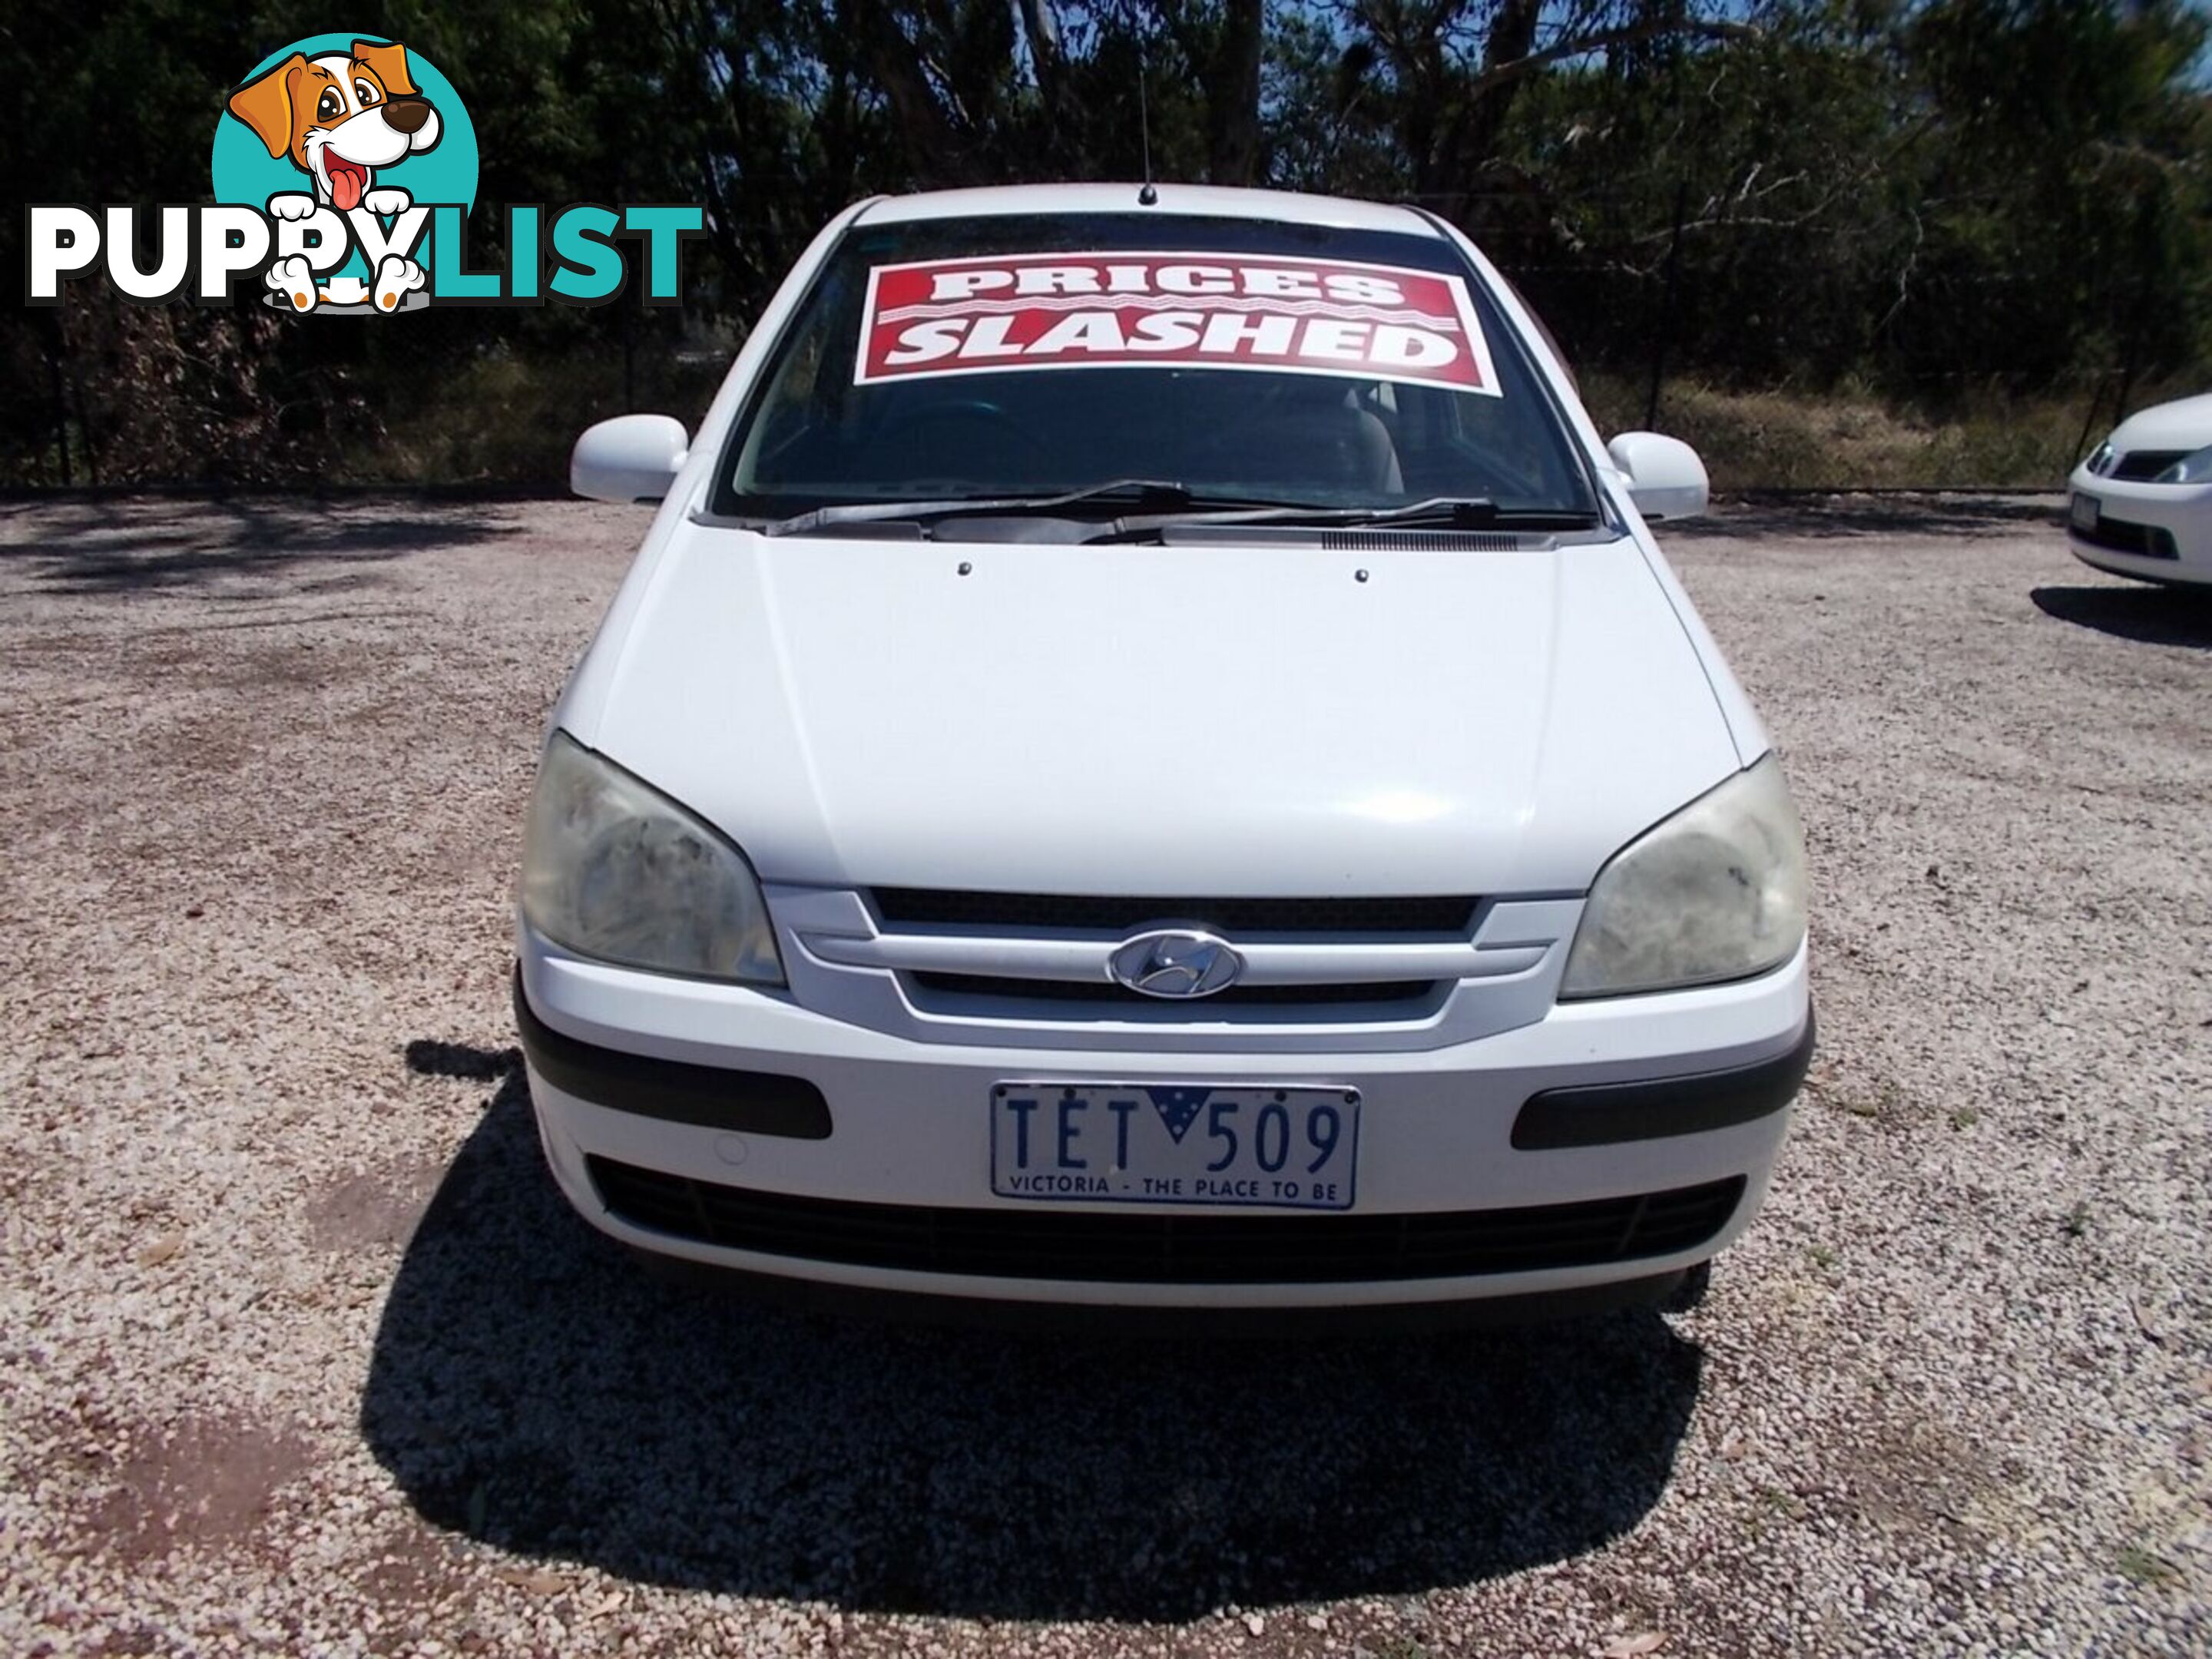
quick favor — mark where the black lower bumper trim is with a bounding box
[588,1155,1743,1284]
[513,971,831,1139]
[2074,515,2179,560]
[1512,1010,1815,1151]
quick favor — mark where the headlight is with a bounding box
[1561,753,1807,999]
[2085,442,2117,477]
[2155,445,2212,484]
[519,731,783,984]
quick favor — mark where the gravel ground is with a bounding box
[1,492,2206,1658]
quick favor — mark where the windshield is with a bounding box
[713,212,1598,523]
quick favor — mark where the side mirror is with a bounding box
[571,414,690,504]
[1607,432,1709,522]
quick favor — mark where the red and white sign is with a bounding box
[855,251,1501,396]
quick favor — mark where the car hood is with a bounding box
[2110,392,2212,455]
[577,528,1743,896]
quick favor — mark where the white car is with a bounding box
[518,184,1814,1326]
[2069,392,2212,588]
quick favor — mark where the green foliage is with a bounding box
[1899,0,2211,384]
[1498,1,2211,396]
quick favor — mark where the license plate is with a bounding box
[990,1082,1359,1210]
[2071,492,2099,531]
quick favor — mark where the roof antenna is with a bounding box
[1137,45,1157,205]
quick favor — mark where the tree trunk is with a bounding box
[1421,0,1543,220]
[846,0,985,187]
[1207,0,1264,186]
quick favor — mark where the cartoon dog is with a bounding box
[227,39,438,312]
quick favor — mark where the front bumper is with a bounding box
[2066,469,2212,587]
[515,922,1812,1314]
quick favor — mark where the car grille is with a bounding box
[850,889,1485,1022]
[587,1157,1743,1284]
[2077,515,2179,560]
[2111,449,2189,482]
[870,889,1479,935]
[906,972,1440,1008]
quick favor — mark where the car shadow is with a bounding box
[0,496,522,596]
[1683,492,2061,541]
[2032,584,2212,650]
[366,1045,1705,1620]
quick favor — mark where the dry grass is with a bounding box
[1577,372,2203,492]
[340,349,2187,493]
[344,345,730,487]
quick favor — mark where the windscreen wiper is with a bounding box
[761,479,1211,537]
[1104,496,1605,538]
[761,486,1602,540]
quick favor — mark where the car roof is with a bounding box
[852,183,1445,238]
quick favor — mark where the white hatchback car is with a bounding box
[2069,392,2212,588]
[518,184,1814,1326]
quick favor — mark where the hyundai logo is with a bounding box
[1108,929,1244,998]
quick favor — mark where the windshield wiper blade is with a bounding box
[1370,502,1605,530]
[1115,496,1603,535]
[1091,495,1598,542]
[761,486,1601,539]
[762,479,1206,537]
